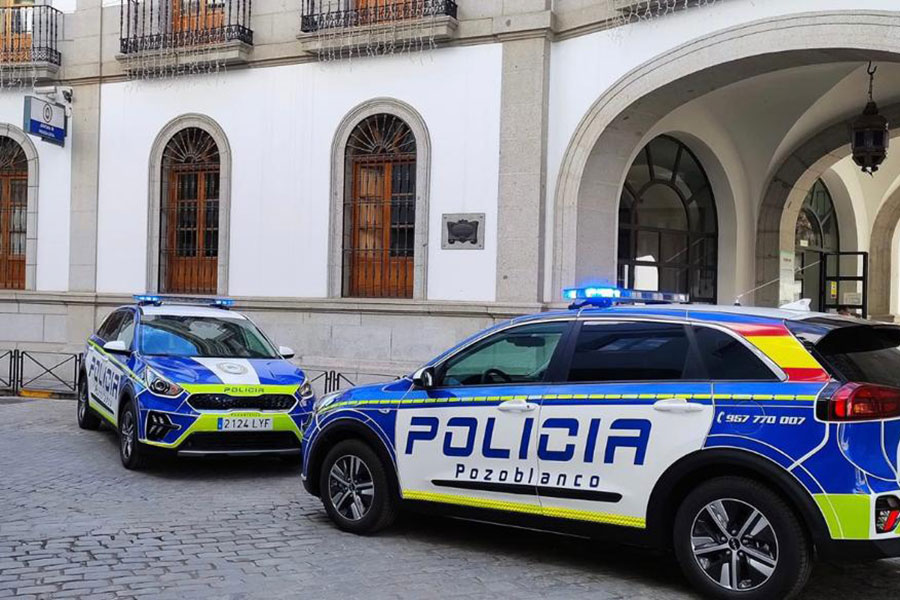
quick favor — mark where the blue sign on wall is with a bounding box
[23,96,66,147]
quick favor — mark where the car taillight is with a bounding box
[823,383,900,421]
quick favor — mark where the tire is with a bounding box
[76,376,101,430]
[118,398,149,470]
[673,476,812,600]
[319,439,399,534]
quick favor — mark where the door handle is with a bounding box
[498,399,538,413]
[653,398,704,413]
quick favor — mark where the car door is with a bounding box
[86,310,126,418]
[537,318,714,529]
[396,320,573,514]
[106,309,137,424]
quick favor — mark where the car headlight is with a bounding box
[313,391,341,413]
[298,379,314,400]
[143,366,184,398]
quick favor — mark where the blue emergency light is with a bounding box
[563,286,689,309]
[133,294,235,309]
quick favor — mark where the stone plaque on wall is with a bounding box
[441,213,485,250]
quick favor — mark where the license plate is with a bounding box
[217,417,273,431]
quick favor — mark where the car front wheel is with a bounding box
[319,439,398,534]
[673,476,812,600]
[118,400,148,470]
[76,377,101,430]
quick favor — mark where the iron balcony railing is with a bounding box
[301,0,458,33]
[0,5,61,66]
[119,0,253,55]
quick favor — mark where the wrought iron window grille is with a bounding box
[301,0,458,33]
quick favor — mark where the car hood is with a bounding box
[143,355,306,388]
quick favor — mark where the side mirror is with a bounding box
[278,346,295,359]
[103,340,130,355]
[412,366,435,390]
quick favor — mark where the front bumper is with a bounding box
[137,390,312,455]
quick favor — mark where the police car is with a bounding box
[78,295,315,469]
[300,287,900,600]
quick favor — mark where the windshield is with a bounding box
[814,325,900,388]
[139,314,278,358]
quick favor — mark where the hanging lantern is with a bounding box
[852,62,890,175]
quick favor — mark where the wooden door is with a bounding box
[0,0,33,63]
[355,0,410,25]
[0,175,26,289]
[348,159,414,298]
[172,0,224,39]
[163,169,219,294]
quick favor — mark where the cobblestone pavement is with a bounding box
[1,398,899,600]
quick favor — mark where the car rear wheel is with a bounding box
[673,476,812,600]
[319,439,398,534]
[76,377,101,430]
[119,400,149,470]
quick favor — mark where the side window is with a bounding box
[566,321,691,382]
[439,322,569,387]
[116,312,136,350]
[96,311,124,341]
[692,326,778,381]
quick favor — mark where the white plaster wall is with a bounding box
[96,44,503,301]
[546,0,900,298]
[0,93,71,292]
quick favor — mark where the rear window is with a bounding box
[692,326,778,381]
[566,321,691,382]
[813,325,900,387]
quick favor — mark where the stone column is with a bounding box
[494,1,553,303]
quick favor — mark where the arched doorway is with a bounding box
[342,113,417,298]
[159,127,221,294]
[618,136,718,303]
[793,179,839,311]
[0,136,27,290]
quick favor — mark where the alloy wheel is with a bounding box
[121,410,135,460]
[77,383,87,421]
[328,455,375,521]
[690,498,779,592]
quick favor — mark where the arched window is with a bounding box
[795,179,839,254]
[159,127,221,294]
[0,136,27,290]
[794,179,840,310]
[343,113,417,298]
[617,135,718,303]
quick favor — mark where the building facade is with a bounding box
[1,0,899,377]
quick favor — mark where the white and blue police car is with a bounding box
[78,295,315,469]
[301,287,900,600]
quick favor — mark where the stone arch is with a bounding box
[0,124,39,290]
[147,114,232,295]
[756,103,900,306]
[328,98,432,300]
[870,184,900,319]
[552,10,900,301]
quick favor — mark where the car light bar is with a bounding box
[133,294,235,309]
[563,286,689,309]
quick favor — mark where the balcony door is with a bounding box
[343,113,416,298]
[160,127,220,295]
[0,136,27,290]
[1,0,33,63]
[171,0,224,38]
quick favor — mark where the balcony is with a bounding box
[0,6,62,82]
[299,0,459,57]
[118,0,253,76]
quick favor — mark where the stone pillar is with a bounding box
[494,1,552,303]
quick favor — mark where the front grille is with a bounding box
[188,394,296,412]
[179,431,301,453]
